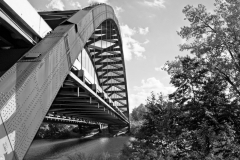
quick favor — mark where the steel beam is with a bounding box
[0,0,51,41]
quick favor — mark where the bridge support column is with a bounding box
[78,124,85,134]
[109,102,113,107]
[108,124,112,134]
[91,84,97,92]
[98,125,102,133]
[106,98,113,106]
[77,70,85,83]
[99,93,107,101]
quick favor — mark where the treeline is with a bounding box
[35,123,79,139]
[120,0,240,159]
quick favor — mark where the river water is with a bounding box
[24,136,132,160]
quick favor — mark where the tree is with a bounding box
[123,93,179,159]
[121,1,240,159]
[35,123,77,139]
[131,104,147,122]
[123,56,240,159]
[177,0,240,98]
[165,56,240,159]
[129,104,147,135]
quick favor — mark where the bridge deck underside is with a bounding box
[47,72,126,125]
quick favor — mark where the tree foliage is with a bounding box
[165,56,240,159]
[177,0,240,98]
[129,104,147,135]
[124,67,240,159]
[35,123,78,139]
[122,0,240,159]
[131,104,147,122]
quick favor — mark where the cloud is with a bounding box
[114,6,124,18]
[139,27,149,35]
[129,77,175,111]
[88,0,109,4]
[143,39,150,44]
[46,0,82,10]
[129,93,148,111]
[144,0,165,8]
[46,0,65,10]
[120,25,146,60]
[149,14,156,18]
[155,65,164,71]
[155,67,162,71]
[115,6,124,13]
[134,77,175,94]
[68,0,81,8]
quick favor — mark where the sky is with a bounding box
[28,0,216,112]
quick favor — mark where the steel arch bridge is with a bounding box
[0,2,129,160]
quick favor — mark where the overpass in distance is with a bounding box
[0,0,130,159]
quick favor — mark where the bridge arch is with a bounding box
[0,4,129,160]
[63,5,129,116]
